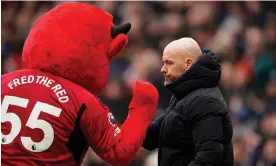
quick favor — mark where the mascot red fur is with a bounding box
[23,2,129,95]
[1,2,158,166]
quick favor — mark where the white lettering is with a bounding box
[56,89,66,98]
[8,82,13,90]
[7,75,69,104]
[27,75,34,83]
[36,76,43,83]
[51,84,62,93]
[45,79,55,88]
[21,76,27,84]
[13,79,21,87]
[39,76,48,85]
[58,96,69,103]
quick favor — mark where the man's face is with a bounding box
[161,50,193,85]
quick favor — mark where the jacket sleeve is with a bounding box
[187,97,224,166]
[142,113,165,151]
[79,94,156,166]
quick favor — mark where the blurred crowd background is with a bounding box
[2,1,276,166]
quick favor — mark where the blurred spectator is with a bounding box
[1,1,276,166]
[260,138,276,165]
[233,138,247,166]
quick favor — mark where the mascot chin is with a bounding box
[1,2,158,166]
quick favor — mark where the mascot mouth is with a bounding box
[111,23,131,39]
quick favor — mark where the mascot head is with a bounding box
[22,2,131,95]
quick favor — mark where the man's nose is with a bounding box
[161,65,167,73]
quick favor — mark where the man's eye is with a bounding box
[167,61,173,65]
[163,60,173,65]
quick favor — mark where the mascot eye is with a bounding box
[111,23,131,39]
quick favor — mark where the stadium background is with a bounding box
[1,1,276,166]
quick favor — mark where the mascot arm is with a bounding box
[80,81,158,166]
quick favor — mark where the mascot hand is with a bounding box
[129,81,158,117]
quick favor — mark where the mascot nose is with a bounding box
[111,23,131,39]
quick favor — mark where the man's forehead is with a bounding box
[162,50,173,61]
[162,38,202,61]
[163,47,186,61]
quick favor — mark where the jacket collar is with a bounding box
[166,49,221,100]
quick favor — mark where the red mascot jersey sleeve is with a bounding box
[80,81,158,166]
[1,69,158,166]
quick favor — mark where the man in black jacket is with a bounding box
[142,38,234,166]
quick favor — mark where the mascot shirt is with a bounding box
[1,69,122,166]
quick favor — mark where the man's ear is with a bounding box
[108,34,128,58]
[186,58,193,70]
